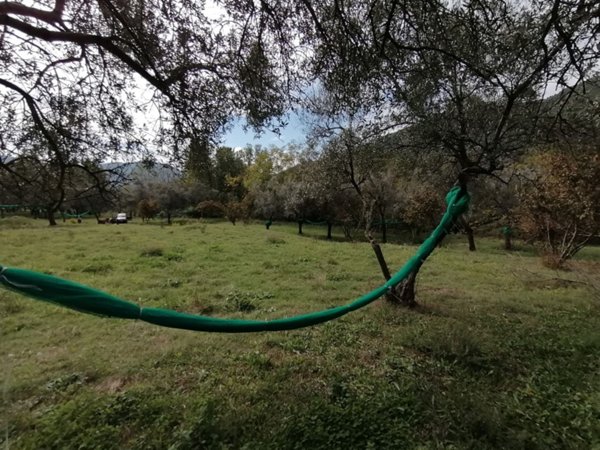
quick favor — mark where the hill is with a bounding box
[101,161,181,184]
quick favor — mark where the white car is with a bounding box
[115,213,128,224]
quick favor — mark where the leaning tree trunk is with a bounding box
[370,240,392,281]
[366,225,417,307]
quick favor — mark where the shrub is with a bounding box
[138,199,160,222]
[224,289,273,312]
[224,200,247,225]
[266,236,286,245]
[196,200,225,218]
[517,149,600,268]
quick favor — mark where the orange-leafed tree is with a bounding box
[517,148,600,268]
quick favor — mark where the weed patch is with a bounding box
[165,252,184,262]
[140,247,164,257]
[0,295,25,316]
[224,289,274,312]
[266,236,286,245]
[80,262,113,274]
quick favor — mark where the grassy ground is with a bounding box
[1,216,599,449]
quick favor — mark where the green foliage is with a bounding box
[224,289,273,312]
[243,150,275,191]
[17,391,182,450]
[46,372,88,393]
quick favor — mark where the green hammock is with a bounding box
[0,187,469,333]
[62,211,90,219]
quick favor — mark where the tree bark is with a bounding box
[327,222,332,240]
[393,270,418,307]
[167,212,172,225]
[298,220,303,235]
[466,227,476,251]
[459,216,476,251]
[47,210,57,226]
[366,228,414,306]
[370,241,392,281]
[504,234,512,250]
[410,227,418,244]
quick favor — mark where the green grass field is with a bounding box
[1,216,599,449]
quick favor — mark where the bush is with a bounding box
[517,149,600,268]
[196,200,225,218]
[224,200,248,225]
[0,216,38,229]
[138,199,160,222]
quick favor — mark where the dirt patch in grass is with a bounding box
[94,376,128,394]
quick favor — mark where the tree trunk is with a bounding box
[466,227,476,251]
[167,212,172,225]
[366,226,411,305]
[343,224,352,240]
[460,217,476,251]
[370,241,392,281]
[410,227,418,244]
[327,222,333,240]
[393,270,418,307]
[47,210,57,226]
[504,234,512,250]
[298,220,303,235]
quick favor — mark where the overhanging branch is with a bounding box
[0,0,66,25]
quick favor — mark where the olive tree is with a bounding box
[281,0,600,304]
[0,0,291,224]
